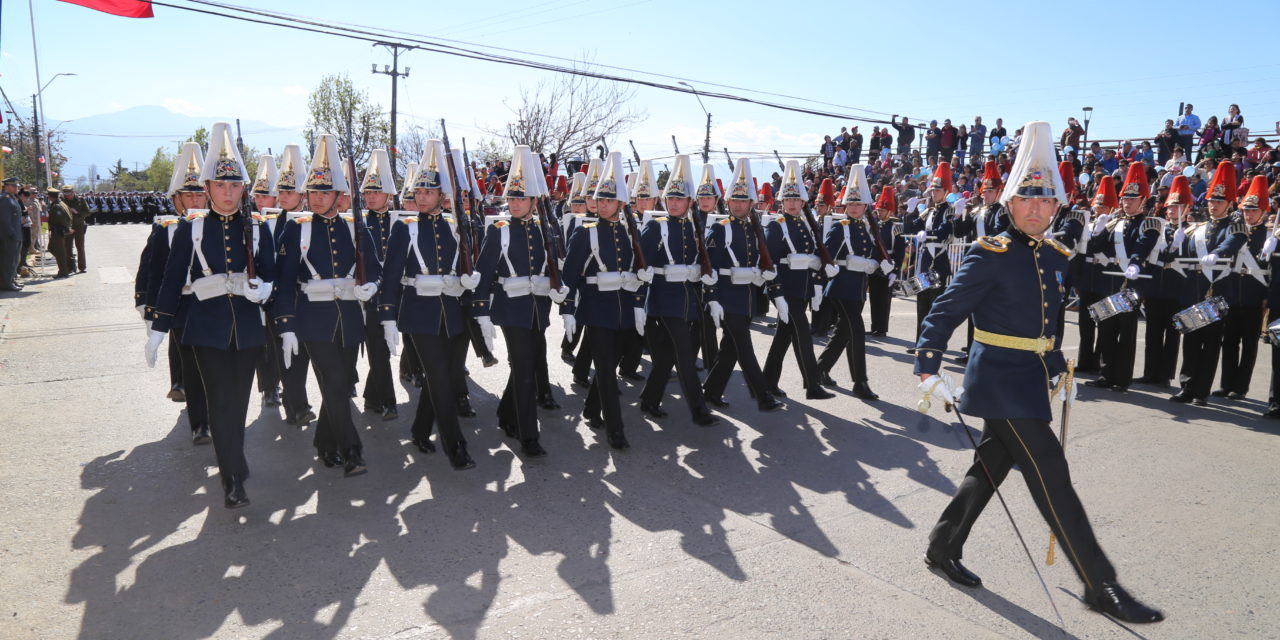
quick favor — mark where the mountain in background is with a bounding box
[54,106,304,183]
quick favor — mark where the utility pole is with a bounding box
[32,94,42,189]
[372,43,410,181]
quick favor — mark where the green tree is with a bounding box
[305,73,389,167]
[144,146,175,192]
[0,107,68,188]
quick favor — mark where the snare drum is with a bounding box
[1172,297,1229,334]
[897,271,941,296]
[1087,289,1141,323]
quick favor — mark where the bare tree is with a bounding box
[304,73,390,166]
[486,59,646,162]
[394,122,440,177]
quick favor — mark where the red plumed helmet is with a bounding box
[1241,175,1270,212]
[981,161,1001,191]
[818,178,836,206]
[1164,175,1193,207]
[929,162,953,192]
[1119,162,1150,200]
[1092,175,1119,210]
[1206,160,1237,202]
[1058,161,1076,197]
[554,175,568,195]
[759,182,775,206]
[875,186,897,212]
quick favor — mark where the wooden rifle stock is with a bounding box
[801,204,835,266]
[439,120,475,274]
[747,207,775,273]
[534,197,563,290]
[240,190,257,284]
[622,204,648,271]
[346,154,367,285]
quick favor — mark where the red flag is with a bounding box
[58,0,154,18]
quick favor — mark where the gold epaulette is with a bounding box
[1043,238,1072,256]
[655,216,668,223]
[1062,209,1086,225]
[1140,217,1164,234]
[718,218,731,225]
[159,219,180,228]
[583,222,599,229]
[401,216,419,224]
[263,213,280,220]
[1229,220,1247,236]
[250,212,265,222]
[839,219,851,226]
[339,213,354,223]
[495,220,509,228]
[976,236,1010,252]
[185,212,206,221]
[294,215,313,223]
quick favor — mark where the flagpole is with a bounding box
[28,0,50,188]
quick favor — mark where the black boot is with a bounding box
[1085,582,1164,623]
[191,424,212,446]
[852,381,879,400]
[449,442,476,470]
[455,396,476,418]
[925,550,981,588]
[537,393,561,410]
[222,476,250,509]
[343,448,367,477]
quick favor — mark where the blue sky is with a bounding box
[4,0,1280,179]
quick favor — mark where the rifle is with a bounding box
[723,148,734,172]
[234,119,259,286]
[628,140,642,168]
[671,136,680,154]
[534,193,563,290]
[771,149,834,267]
[622,203,648,272]
[439,119,475,274]
[344,115,367,285]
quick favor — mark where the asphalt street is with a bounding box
[1,224,1276,640]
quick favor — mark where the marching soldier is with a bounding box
[810,178,839,336]
[267,145,316,426]
[145,122,276,508]
[1075,175,1119,373]
[692,163,721,368]
[359,148,400,420]
[1214,175,1269,399]
[250,154,285,409]
[471,146,561,458]
[637,154,720,426]
[396,161,428,389]
[379,140,478,470]
[1048,161,1088,356]
[816,164,887,399]
[1170,161,1244,405]
[558,170,591,365]
[762,159,837,400]
[561,151,651,450]
[904,162,956,349]
[915,121,1163,624]
[1084,162,1160,393]
[867,186,901,337]
[617,161,660,382]
[1134,175,1191,387]
[568,158,605,386]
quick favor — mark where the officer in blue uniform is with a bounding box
[560,151,651,450]
[904,162,956,348]
[145,122,277,509]
[249,154,286,410]
[691,163,722,367]
[867,187,903,337]
[265,144,316,426]
[1083,162,1161,392]
[558,169,594,366]
[637,154,719,426]
[472,146,559,458]
[1134,177,1191,387]
[358,149,400,421]
[1171,161,1246,405]
[816,165,886,400]
[379,140,478,470]
[762,159,837,400]
[915,121,1163,625]
[1214,175,1269,399]
[699,162,784,413]
[137,142,207,442]
[274,134,382,476]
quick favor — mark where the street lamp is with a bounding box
[677,81,711,164]
[36,72,77,187]
[1081,106,1093,148]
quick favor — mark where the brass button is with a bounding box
[925,352,935,358]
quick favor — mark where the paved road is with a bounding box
[1,225,1277,640]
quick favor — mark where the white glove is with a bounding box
[280,331,299,369]
[918,374,960,411]
[144,329,166,368]
[549,285,569,304]
[562,313,576,337]
[1261,235,1277,257]
[382,320,399,357]
[761,269,778,281]
[135,304,146,320]
[244,278,271,304]
[1172,226,1187,247]
[460,272,481,291]
[1200,253,1218,268]
[823,263,839,278]
[636,267,654,283]
[707,300,724,329]
[1124,264,1141,280]
[1090,214,1111,236]
[476,316,496,354]
[773,297,790,324]
[879,259,894,274]
[915,230,927,244]
[888,273,897,288]
[634,307,647,336]
[1050,375,1080,407]
[700,271,717,286]
[811,285,824,312]
[354,282,378,302]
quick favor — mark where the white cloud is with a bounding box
[1,51,11,58]
[109,102,125,111]
[162,98,205,116]
[281,85,307,96]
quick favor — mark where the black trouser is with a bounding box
[466,310,495,361]
[619,330,643,375]
[868,273,893,334]
[498,326,540,444]
[532,328,552,397]
[409,332,467,451]
[763,296,822,392]
[256,319,281,395]
[1179,322,1224,398]
[915,286,945,342]
[1219,305,1264,394]
[275,324,311,420]
[449,327,472,400]
[696,305,719,368]
[561,323,584,358]
[306,340,362,456]
[811,296,836,335]
[191,345,261,482]
[928,417,1118,593]
[640,316,708,418]
[703,312,770,402]
[583,326,626,438]
[817,297,868,383]
[400,333,423,379]
[1268,343,1280,410]
[167,334,182,389]
[1076,289,1104,370]
[1141,298,1181,382]
[171,327,207,431]
[361,307,397,410]
[1097,311,1139,386]
[572,333,593,381]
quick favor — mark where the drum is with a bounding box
[897,270,941,296]
[1088,289,1141,323]
[1172,297,1229,334]
[1266,319,1280,346]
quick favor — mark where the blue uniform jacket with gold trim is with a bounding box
[640,215,702,320]
[823,216,876,301]
[471,216,552,330]
[561,217,643,331]
[704,215,778,317]
[273,215,382,346]
[377,213,466,338]
[914,227,1069,422]
[764,213,821,300]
